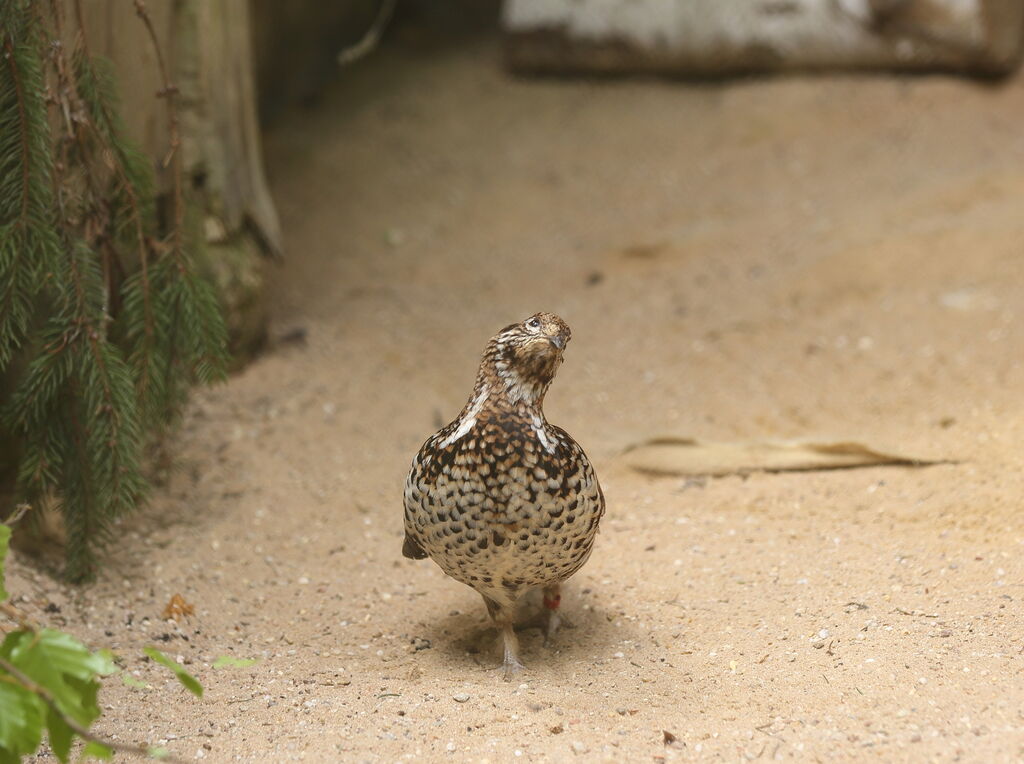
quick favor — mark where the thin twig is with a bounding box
[3,503,32,526]
[0,655,186,762]
[338,0,397,65]
[132,0,183,256]
[0,602,34,630]
[894,607,939,617]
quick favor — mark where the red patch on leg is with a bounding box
[543,593,561,610]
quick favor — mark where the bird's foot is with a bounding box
[501,654,526,682]
[540,610,579,646]
[513,610,572,642]
[550,610,575,632]
[543,611,562,646]
[512,589,578,645]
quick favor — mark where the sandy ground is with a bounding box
[10,15,1024,764]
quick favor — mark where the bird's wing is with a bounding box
[402,532,428,559]
[403,448,431,560]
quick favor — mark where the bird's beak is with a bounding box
[547,335,565,351]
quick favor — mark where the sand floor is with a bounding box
[10,15,1024,764]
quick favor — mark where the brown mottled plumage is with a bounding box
[403,312,605,679]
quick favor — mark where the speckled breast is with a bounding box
[404,413,604,601]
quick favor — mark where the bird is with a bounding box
[403,312,605,680]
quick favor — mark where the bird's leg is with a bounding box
[542,584,564,644]
[515,585,576,644]
[483,595,524,681]
[499,617,524,681]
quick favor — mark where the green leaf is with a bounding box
[25,630,117,681]
[212,656,258,669]
[44,706,73,763]
[120,673,149,689]
[0,524,9,601]
[144,647,203,698]
[0,679,45,761]
[1,628,114,760]
[82,740,113,760]
[6,629,113,728]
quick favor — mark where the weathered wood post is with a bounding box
[73,0,281,357]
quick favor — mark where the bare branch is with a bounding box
[2,503,32,526]
[338,0,397,66]
[132,0,183,249]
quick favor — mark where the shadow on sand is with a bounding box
[416,583,645,680]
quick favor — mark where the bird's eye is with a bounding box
[525,317,541,331]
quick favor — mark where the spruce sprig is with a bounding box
[0,2,60,368]
[0,0,228,580]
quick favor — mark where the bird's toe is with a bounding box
[501,655,526,682]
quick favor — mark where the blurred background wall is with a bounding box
[74,0,1023,358]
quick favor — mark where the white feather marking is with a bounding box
[439,384,490,448]
[531,413,555,454]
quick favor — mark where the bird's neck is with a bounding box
[468,358,551,417]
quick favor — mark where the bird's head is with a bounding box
[481,312,572,407]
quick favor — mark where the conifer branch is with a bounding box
[0,38,32,360]
[3,38,31,226]
[71,0,154,343]
[0,9,54,366]
[1,0,227,578]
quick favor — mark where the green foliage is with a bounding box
[142,647,203,698]
[0,1,60,370]
[0,0,223,748]
[212,655,258,669]
[0,679,43,764]
[120,674,149,690]
[82,741,114,760]
[0,524,204,759]
[0,523,114,762]
[0,630,117,762]
[0,0,228,580]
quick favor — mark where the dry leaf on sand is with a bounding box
[620,437,945,477]
[162,593,195,621]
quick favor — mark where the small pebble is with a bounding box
[453,693,470,703]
